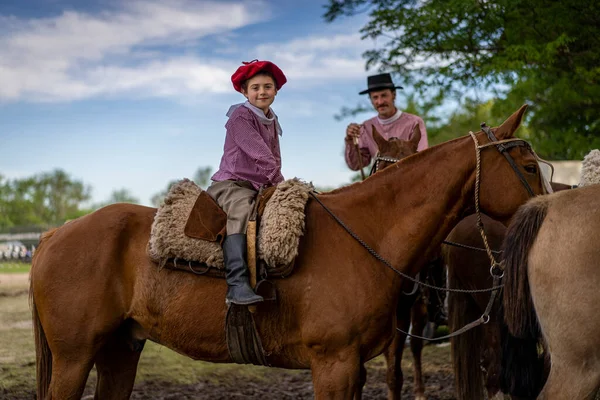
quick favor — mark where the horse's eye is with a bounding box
[524,165,538,174]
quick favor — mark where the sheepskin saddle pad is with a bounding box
[147,178,313,277]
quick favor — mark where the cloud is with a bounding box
[0,1,372,103]
[255,34,371,83]
[0,0,267,102]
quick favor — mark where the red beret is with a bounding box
[231,60,287,92]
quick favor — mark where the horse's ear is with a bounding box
[494,104,528,139]
[409,125,421,151]
[372,126,388,151]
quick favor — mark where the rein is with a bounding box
[308,192,505,294]
[442,239,502,254]
[481,124,536,197]
[312,128,538,341]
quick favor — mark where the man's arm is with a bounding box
[344,124,372,170]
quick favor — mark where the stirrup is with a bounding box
[226,295,264,306]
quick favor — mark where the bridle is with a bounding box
[309,124,541,341]
[369,153,402,176]
[480,123,536,197]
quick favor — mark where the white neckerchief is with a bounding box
[226,101,283,136]
[377,109,402,125]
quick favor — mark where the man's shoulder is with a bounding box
[399,112,424,123]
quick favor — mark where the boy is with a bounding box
[208,60,287,305]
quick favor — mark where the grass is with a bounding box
[0,284,36,395]
[0,262,31,274]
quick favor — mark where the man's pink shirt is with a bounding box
[345,111,428,171]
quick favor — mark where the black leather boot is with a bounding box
[223,234,263,305]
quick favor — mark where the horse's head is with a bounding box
[372,125,420,172]
[476,104,547,223]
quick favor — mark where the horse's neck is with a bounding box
[329,137,476,275]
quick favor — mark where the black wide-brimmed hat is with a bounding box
[359,73,403,95]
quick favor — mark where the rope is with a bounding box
[353,138,366,181]
[313,131,537,341]
[442,239,503,255]
[308,192,503,294]
[470,132,502,270]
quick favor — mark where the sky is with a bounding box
[0,0,393,206]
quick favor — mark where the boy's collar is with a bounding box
[226,101,283,136]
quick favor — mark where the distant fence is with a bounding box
[548,161,582,186]
[0,232,42,241]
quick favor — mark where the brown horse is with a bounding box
[372,127,569,400]
[374,126,580,400]
[368,125,440,400]
[446,180,573,400]
[30,105,544,399]
[502,184,600,399]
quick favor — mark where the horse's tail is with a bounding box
[448,276,485,400]
[500,197,549,397]
[29,228,58,399]
[499,305,549,397]
[502,196,548,338]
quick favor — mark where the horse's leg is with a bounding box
[409,295,427,400]
[48,356,95,400]
[384,300,412,400]
[538,361,600,400]
[94,329,144,400]
[311,348,361,399]
[354,363,367,400]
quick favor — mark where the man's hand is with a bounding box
[345,123,361,142]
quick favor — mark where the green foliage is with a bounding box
[151,179,181,208]
[193,166,213,189]
[93,188,140,209]
[150,166,213,208]
[0,169,91,229]
[324,0,600,159]
[428,99,510,145]
[0,262,31,274]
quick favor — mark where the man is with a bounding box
[344,73,428,170]
[344,73,447,334]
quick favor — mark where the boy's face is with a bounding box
[241,75,277,114]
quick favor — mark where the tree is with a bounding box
[151,180,180,208]
[0,169,92,229]
[105,189,139,205]
[324,0,600,159]
[193,166,213,189]
[151,166,213,207]
[0,175,13,228]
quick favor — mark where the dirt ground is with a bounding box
[1,273,456,400]
[122,363,455,400]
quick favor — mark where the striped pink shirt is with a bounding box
[211,104,284,190]
[345,111,428,170]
